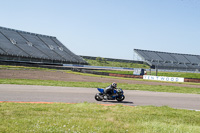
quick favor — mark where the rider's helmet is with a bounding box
[111,82,117,88]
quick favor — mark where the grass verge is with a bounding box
[0,102,200,133]
[84,58,149,69]
[0,65,54,71]
[0,79,200,94]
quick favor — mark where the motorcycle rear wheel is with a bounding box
[95,93,103,101]
[116,95,125,102]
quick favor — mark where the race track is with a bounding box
[0,84,200,110]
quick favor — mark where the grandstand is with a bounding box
[0,26,87,65]
[134,49,200,71]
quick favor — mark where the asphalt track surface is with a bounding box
[0,84,200,110]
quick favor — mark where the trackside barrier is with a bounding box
[184,78,200,83]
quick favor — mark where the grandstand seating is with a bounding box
[0,26,87,65]
[134,49,200,71]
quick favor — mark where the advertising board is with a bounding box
[143,75,184,82]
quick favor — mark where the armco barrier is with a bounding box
[81,69,109,76]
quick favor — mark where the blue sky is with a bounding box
[1,0,200,60]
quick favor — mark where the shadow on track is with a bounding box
[102,100,134,104]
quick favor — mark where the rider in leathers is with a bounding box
[104,82,117,98]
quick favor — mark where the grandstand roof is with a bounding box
[0,26,87,65]
[134,49,200,71]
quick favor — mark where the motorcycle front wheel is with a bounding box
[116,95,125,102]
[95,93,103,101]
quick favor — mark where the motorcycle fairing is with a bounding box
[97,88,104,93]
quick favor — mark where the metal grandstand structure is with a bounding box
[134,49,200,71]
[0,26,87,65]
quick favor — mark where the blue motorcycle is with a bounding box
[95,88,125,102]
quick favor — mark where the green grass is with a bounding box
[85,59,149,69]
[0,102,200,133]
[1,79,200,94]
[1,65,200,132]
[0,65,54,71]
